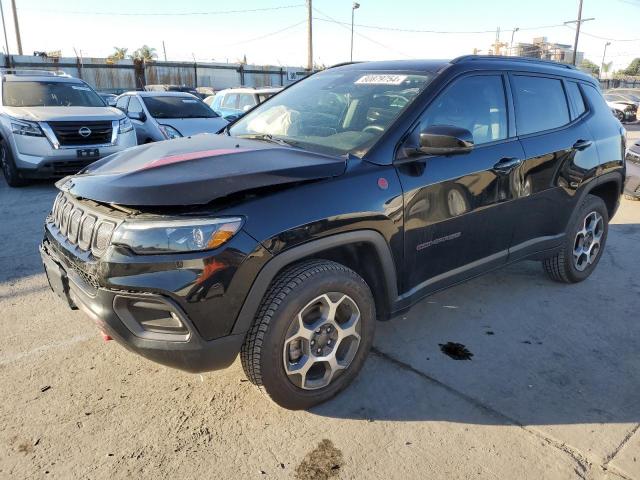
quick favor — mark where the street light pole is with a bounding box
[350,2,360,62]
[510,27,519,56]
[600,41,611,79]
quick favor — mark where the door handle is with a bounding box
[492,157,523,174]
[573,139,593,151]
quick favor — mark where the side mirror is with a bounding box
[128,111,145,122]
[242,105,252,112]
[417,125,474,156]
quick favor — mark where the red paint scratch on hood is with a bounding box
[141,148,251,170]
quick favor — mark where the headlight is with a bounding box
[111,217,243,254]
[119,117,134,133]
[11,118,44,137]
[159,124,182,139]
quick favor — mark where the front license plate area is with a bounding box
[42,253,74,309]
[76,148,99,159]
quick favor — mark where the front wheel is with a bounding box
[0,139,27,187]
[543,194,609,283]
[241,260,375,410]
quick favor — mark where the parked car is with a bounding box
[144,84,200,97]
[625,141,640,200]
[604,94,637,122]
[98,92,117,107]
[41,56,624,409]
[0,69,136,187]
[210,86,282,120]
[114,91,227,143]
[203,95,216,107]
[196,86,216,98]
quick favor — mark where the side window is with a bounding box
[221,93,238,109]
[582,84,612,115]
[566,81,587,119]
[115,96,129,111]
[420,75,508,146]
[512,75,570,135]
[238,94,256,111]
[127,96,144,115]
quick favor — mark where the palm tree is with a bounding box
[130,45,157,62]
[111,47,128,60]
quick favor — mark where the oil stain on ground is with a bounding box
[439,342,473,360]
[295,439,343,480]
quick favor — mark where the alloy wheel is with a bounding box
[573,211,604,272]
[282,292,361,390]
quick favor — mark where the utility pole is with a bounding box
[350,2,360,62]
[306,0,313,71]
[564,0,594,66]
[162,40,167,61]
[600,41,611,79]
[10,0,21,55]
[0,0,11,64]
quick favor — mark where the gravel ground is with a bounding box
[0,134,639,479]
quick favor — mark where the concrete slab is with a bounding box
[374,200,640,467]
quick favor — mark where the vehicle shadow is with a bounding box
[314,221,640,429]
[0,178,58,283]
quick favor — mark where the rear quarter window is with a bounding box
[566,81,587,118]
[512,75,570,135]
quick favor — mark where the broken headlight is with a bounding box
[111,217,243,254]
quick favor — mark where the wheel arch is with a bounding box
[586,171,624,219]
[231,230,399,335]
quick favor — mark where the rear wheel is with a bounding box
[240,260,375,410]
[543,194,609,283]
[0,139,27,187]
[615,110,625,122]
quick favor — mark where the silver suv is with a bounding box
[0,70,137,187]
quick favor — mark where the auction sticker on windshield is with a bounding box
[355,74,408,85]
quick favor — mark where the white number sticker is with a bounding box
[355,74,408,85]
[71,85,91,91]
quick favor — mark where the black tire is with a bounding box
[240,259,376,410]
[543,194,609,283]
[615,110,625,122]
[0,139,28,187]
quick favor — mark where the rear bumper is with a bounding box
[39,240,244,373]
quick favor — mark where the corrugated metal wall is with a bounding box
[0,55,310,91]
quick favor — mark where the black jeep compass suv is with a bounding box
[40,56,625,409]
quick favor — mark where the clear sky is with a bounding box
[3,0,639,70]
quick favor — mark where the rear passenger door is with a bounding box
[508,74,599,261]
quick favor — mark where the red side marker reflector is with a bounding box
[101,332,113,342]
[378,177,389,190]
[141,148,251,170]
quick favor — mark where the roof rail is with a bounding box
[327,61,363,69]
[451,55,576,70]
[0,68,72,77]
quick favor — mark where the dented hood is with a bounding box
[58,134,346,206]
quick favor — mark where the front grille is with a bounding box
[626,150,640,166]
[49,193,122,259]
[48,121,113,146]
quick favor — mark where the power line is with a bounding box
[314,17,567,35]
[313,8,412,58]
[20,4,305,16]
[220,20,307,48]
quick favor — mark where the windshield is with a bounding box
[2,81,105,107]
[229,70,433,156]
[142,96,218,118]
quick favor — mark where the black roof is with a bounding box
[329,55,596,84]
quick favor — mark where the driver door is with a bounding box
[396,73,525,296]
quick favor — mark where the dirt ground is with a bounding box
[1,134,639,479]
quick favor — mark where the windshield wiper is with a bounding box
[238,134,300,148]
